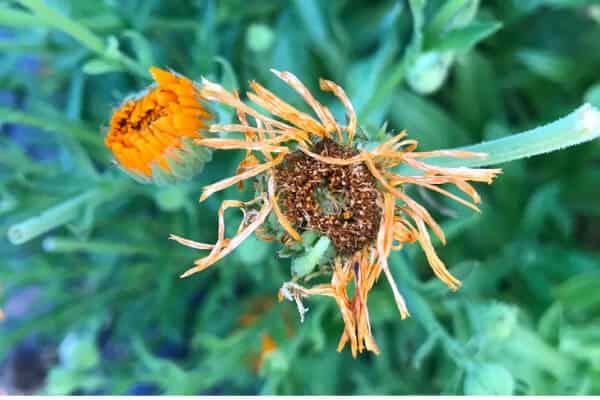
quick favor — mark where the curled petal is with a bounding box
[174,196,273,278]
[413,217,461,291]
[363,154,446,244]
[270,69,339,137]
[195,137,289,153]
[319,79,356,145]
[267,174,302,242]
[200,78,311,144]
[249,81,326,137]
[200,153,288,202]
[376,193,410,319]
[297,145,366,166]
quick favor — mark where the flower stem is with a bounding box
[17,0,104,53]
[42,236,155,255]
[7,184,121,245]
[443,103,599,167]
[395,103,600,173]
[17,0,147,78]
[8,190,98,245]
[359,64,405,121]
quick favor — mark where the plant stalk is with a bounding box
[395,103,600,174]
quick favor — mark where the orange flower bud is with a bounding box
[105,67,212,184]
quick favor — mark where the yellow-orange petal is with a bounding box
[104,67,213,183]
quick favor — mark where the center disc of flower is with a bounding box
[274,138,382,255]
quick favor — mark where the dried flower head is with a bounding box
[274,138,382,255]
[167,69,501,357]
[104,67,212,184]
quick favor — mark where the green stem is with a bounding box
[0,106,108,165]
[393,253,470,367]
[359,0,423,120]
[42,236,155,255]
[17,0,147,78]
[359,63,405,121]
[7,183,122,245]
[18,0,105,53]
[507,327,575,379]
[8,190,99,245]
[395,103,600,173]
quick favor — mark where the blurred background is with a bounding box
[1,0,600,395]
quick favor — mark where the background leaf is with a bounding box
[1,0,599,396]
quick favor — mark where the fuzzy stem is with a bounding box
[42,236,155,255]
[7,184,120,245]
[437,104,598,168]
[8,190,98,245]
[395,103,600,174]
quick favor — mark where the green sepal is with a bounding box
[291,235,333,278]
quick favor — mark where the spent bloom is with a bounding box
[160,69,501,357]
[105,67,212,184]
[105,66,501,357]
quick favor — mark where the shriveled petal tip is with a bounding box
[173,195,273,278]
[180,270,194,279]
[199,152,287,202]
[319,78,357,144]
[269,69,339,135]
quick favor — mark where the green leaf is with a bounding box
[58,332,100,370]
[406,0,427,59]
[516,49,579,84]
[154,185,188,212]
[0,6,47,28]
[17,0,105,53]
[82,58,123,75]
[358,0,425,119]
[585,83,600,109]
[290,0,345,77]
[122,30,155,68]
[0,106,103,150]
[559,325,600,370]
[428,0,480,37]
[464,363,514,395]
[554,273,600,314]
[291,235,332,278]
[433,21,502,52]
[538,303,563,344]
[45,367,77,395]
[213,56,239,91]
[389,89,471,149]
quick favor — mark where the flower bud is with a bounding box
[104,67,213,185]
[406,51,453,95]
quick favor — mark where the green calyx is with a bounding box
[119,138,212,186]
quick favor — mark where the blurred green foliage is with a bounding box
[1,0,600,395]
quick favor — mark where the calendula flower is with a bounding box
[167,69,501,357]
[104,67,212,184]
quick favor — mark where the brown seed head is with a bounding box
[274,139,382,255]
